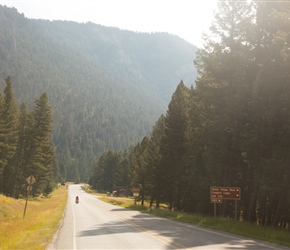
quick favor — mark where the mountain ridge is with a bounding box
[0,5,198,182]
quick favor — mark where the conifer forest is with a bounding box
[1,1,290,229]
[0,77,56,197]
[90,1,290,228]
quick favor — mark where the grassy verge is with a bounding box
[99,196,290,248]
[0,185,67,250]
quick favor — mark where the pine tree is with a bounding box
[89,150,124,192]
[89,152,107,191]
[243,1,290,225]
[194,0,290,222]
[146,114,165,208]
[194,0,256,217]
[159,81,191,210]
[3,103,33,198]
[181,88,212,214]
[0,76,19,193]
[129,137,151,205]
[27,92,55,196]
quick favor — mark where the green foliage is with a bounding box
[89,150,129,192]
[191,0,290,226]
[0,77,19,194]
[2,1,290,232]
[0,78,57,198]
[28,93,56,196]
[37,20,198,104]
[90,1,290,231]
[159,81,191,210]
[0,5,197,183]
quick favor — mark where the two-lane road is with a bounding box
[48,185,289,249]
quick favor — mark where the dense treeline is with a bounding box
[89,0,290,228]
[0,77,57,198]
[0,5,197,183]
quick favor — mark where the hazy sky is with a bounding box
[0,0,218,47]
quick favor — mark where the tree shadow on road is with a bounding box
[77,209,286,249]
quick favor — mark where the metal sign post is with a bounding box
[132,188,140,205]
[210,186,241,219]
[23,175,36,219]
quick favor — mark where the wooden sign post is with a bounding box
[23,175,36,219]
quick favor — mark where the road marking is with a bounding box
[118,216,190,250]
[94,202,286,250]
[96,205,190,250]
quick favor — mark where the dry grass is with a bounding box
[100,196,134,206]
[99,195,290,248]
[0,185,67,249]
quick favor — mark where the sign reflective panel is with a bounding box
[210,186,241,200]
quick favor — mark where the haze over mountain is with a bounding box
[0,5,198,182]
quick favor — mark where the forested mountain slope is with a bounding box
[36,20,197,103]
[0,5,198,182]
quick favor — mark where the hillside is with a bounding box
[36,20,198,103]
[0,5,198,182]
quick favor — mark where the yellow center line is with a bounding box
[98,205,190,250]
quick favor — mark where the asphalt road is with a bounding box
[48,184,289,250]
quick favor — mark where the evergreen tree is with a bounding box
[129,137,151,205]
[0,77,19,193]
[146,114,165,208]
[27,92,55,196]
[0,78,56,198]
[181,88,212,214]
[159,81,190,210]
[89,150,125,192]
[194,0,255,217]
[3,103,33,198]
[242,1,290,225]
[89,152,107,191]
[86,0,290,227]
[194,0,290,222]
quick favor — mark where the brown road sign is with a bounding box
[210,186,241,200]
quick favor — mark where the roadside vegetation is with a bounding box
[0,185,67,250]
[87,188,290,248]
[2,184,289,249]
[89,1,290,230]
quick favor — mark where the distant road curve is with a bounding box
[47,184,290,250]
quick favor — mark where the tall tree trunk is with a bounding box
[247,165,262,223]
[272,190,287,227]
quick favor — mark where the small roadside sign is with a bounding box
[132,188,140,196]
[26,175,36,185]
[132,188,140,205]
